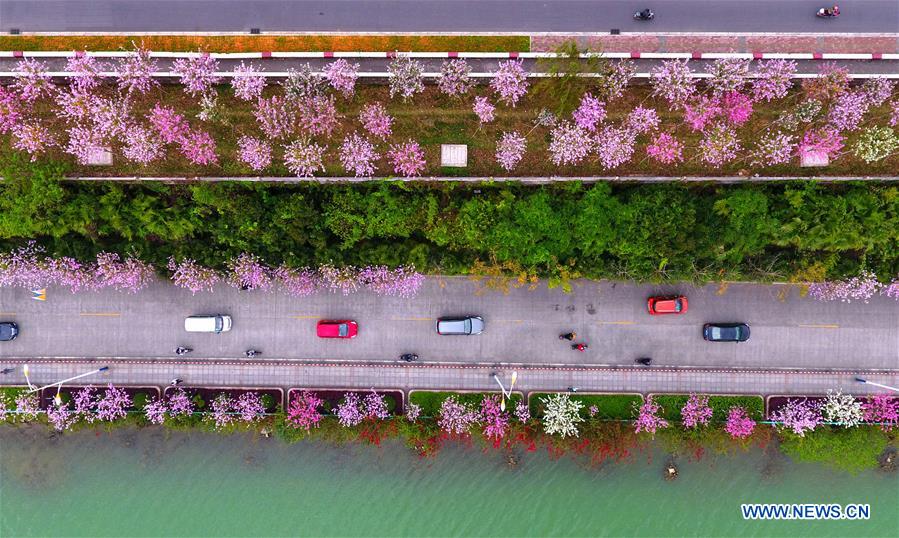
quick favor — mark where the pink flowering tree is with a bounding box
[725,407,756,439]
[209,394,235,429]
[647,132,684,165]
[148,103,190,144]
[340,132,380,177]
[480,395,510,441]
[255,95,295,139]
[707,58,749,96]
[650,59,696,109]
[231,62,266,101]
[438,59,475,97]
[95,384,132,421]
[364,390,390,420]
[625,106,660,135]
[286,391,324,431]
[234,392,266,423]
[861,394,898,431]
[683,95,722,132]
[117,45,159,96]
[827,91,869,132]
[405,403,422,422]
[66,53,106,93]
[14,393,42,422]
[179,130,218,165]
[172,53,221,96]
[228,253,273,291]
[514,400,531,423]
[752,130,796,167]
[317,264,361,295]
[751,59,796,102]
[699,124,741,167]
[807,270,881,303]
[283,139,326,177]
[47,402,76,432]
[495,131,526,171]
[387,54,424,101]
[803,62,850,101]
[770,398,822,437]
[72,386,97,422]
[12,122,55,162]
[889,100,899,127]
[166,388,194,418]
[324,59,360,98]
[797,127,844,162]
[299,95,340,138]
[860,77,895,107]
[0,87,23,132]
[572,93,606,132]
[491,59,529,107]
[633,396,669,437]
[438,396,479,436]
[54,88,97,124]
[358,265,425,298]
[144,397,168,425]
[722,92,753,125]
[595,126,636,170]
[473,96,496,124]
[387,140,426,177]
[681,394,713,428]
[12,58,54,102]
[167,257,220,294]
[336,393,365,427]
[65,126,106,165]
[94,252,155,293]
[549,121,592,166]
[359,102,393,140]
[237,136,273,171]
[273,265,319,297]
[122,125,164,165]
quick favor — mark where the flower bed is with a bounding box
[286,388,403,415]
[652,394,764,422]
[408,390,520,416]
[528,393,642,420]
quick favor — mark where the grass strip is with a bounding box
[529,393,643,420]
[0,35,530,53]
[653,394,766,422]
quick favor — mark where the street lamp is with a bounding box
[855,377,899,393]
[22,363,36,391]
[491,371,518,411]
[26,366,110,395]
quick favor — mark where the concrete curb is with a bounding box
[33,176,899,184]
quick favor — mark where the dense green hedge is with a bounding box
[528,393,643,420]
[1,159,897,283]
[652,395,765,422]
[779,426,891,474]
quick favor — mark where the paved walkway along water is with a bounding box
[1,278,896,370]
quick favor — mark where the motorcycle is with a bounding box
[571,343,589,352]
[245,349,261,358]
[634,9,654,21]
[816,5,840,17]
[400,353,419,362]
[558,332,576,341]
[635,357,653,366]
[174,346,192,356]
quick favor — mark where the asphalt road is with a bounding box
[1,278,896,370]
[2,57,898,77]
[1,1,897,33]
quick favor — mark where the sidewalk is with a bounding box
[531,34,899,54]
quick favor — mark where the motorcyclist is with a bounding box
[245,349,260,358]
[572,343,588,352]
[559,332,577,341]
[174,346,191,356]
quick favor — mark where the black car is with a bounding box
[703,323,750,342]
[0,322,18,341]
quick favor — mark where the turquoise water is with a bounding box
[1,426,896,537]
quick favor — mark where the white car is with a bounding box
[185,315,232,333]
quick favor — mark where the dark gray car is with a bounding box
[436,316,485,335]
[703,323,750,342]
[0,321,19,341]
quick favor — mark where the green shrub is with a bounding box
[528,393,643,420]
[653,395,765,422]
[132,393,149,411]
[778,426,890,473]
[409,391,521,417]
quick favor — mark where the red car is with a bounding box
[316,320,358,339]
[647,296,688,315]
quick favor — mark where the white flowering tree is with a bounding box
[821,389,863,428]
[540,393,583,438]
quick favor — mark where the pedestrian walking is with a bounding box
[1,368,13,374]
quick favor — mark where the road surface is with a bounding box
[1,1,898,34]
[1,278,896,370]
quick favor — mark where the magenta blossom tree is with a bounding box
[228,253,273,291]
[273,265,318,297]
[359,102,393,140]
[209,393,235,429]
[770,398,822,437]
[14,393,42,422]
[148,103,190,144]
[66,53,106,93]
[807,270,881,303]
[237,136,272,171]
[364,390,390,420]
[65,125,106,165]
[827,91,869,132]
[595,126,636,170]
[438,59,475,96]
[387,140,426,177]
[514,400,531,423]
[299,95,340,138]
[172,53,221,96]
[358,265,425,298]
[647,132,684,165]
[117,45,159,96]
[480,395,510,440]
[12,122,55,161]
[179,130,218,165]
[167,257,220,294]
[725,407,756,439]
[572,93,606,132]
[13,58,54,102]
[633,396,669,437]
[286,391,324,431]
[95,384,132,421]
[340,132,380,177]
[122,125,164,165]
[683,95,722,132]
[234,392,266,423]
[681,394,713,428]
[861,394,898,431]
[73,386,97,422]
[797,127,844,162]
[231,62,267,101]
[722,92,753,125]
[47,402,77,432]
[143,397,168,425]
[751,59,796,102]
[0,86,23,135]
[438,396,479,436]
[625,106,660,135]
[167,388,194,417]
[495,131,526,171]
[491,59,529,107]
[94,252,155,293]
[324,59,360,98]
[473,96,496,124]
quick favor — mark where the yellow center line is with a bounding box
[597,320,636,325]
[391,317,434,321]
[79,312,120,317]
[798,324,840,329]
[0,312,16,316]
[290,315,321,319]
[495,319,524,323]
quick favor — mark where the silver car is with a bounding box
[436,316,485,335]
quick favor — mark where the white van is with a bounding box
[184,315,232,333]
